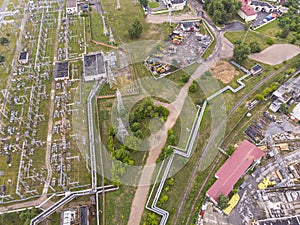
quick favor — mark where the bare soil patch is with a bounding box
[211,61,239,84]
[249,44,300,65]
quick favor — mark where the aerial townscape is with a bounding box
[0,0,300,224]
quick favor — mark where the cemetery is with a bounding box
[145,19,212,79]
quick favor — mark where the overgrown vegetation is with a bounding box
[129,97,169,139]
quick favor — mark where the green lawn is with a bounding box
[91,0,174,45]
[148,1,159,8]
[255,20,300,46]
[224,29,280,51]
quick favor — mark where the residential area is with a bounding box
[0,0,299,224]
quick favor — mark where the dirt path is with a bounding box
[249,44,300,65]
[127,79,192,225]
[146,13,201,24]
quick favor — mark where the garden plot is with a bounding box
[145,20,212,79]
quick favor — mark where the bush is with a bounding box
[249,42,261,53]
[188,83,197,93]
[266,38,274,45]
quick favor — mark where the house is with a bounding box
[162,0,186,11]
[83,52,106,82]
[18,51,29,64]
[206,140,264,203]
[250,64,263,75]
[66,0,78,14]
[53,62,69,81]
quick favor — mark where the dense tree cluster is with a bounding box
[278,0,300,37]
[19,208,40,225]
[129,97,169,139]
[204,0,241,25]
[255,82,279,101]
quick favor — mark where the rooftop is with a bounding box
[206,140,264,202]
[53,61,69,80]
[66,0,77,8]
[240,0,257,16]
[19,52,28,60]
[83,52,106,77]
[251,64,262,72]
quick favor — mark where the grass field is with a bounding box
[148,1,159,9]
[255,20,300,46]
[0,23,19,89]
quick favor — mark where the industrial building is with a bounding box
[269,74,300,112]
[66,0,78,14]
[83,52,106,82]
[206,140,265,203]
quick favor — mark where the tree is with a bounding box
[249,42,261,53]
[233,43,250,62]
[218,194,230,209]
[280,27,290,38]
[255,94,264,101]
[0,54,5,64]
[0,37,9,45]
[128,18,143,39]
[139,0,148,8]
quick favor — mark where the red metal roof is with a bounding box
[206,140,264,202]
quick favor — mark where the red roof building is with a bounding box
[238,0,257,22]
[206,140,264,203]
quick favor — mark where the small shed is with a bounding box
[53,61,69,81]
[250,64,262,75]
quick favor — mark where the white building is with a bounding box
[291,103,300,121]
[162,0,186,11]
[66,0,78,14]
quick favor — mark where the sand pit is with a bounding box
[211,61,239,84]
[249,44,300,65]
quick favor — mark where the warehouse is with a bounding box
[206,140,265,203]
